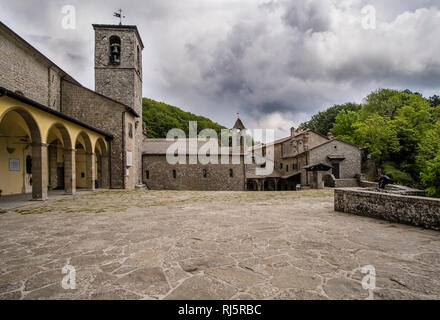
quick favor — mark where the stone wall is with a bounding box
[309,140,361,179]
[281,131,328,158]
[335,188,440,231]
[61,80,125,189]
[0,28,62,111]
[143,155,246,191]
[324,174,359,188]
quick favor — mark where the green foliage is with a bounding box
[142,98,227,138]
[352,114,401,161]
[306,88,440,194]
[429,95,440,108]
[331,110,359,143]
[416,122,440,170]
[421,154,440,198]
[301,103,361,135]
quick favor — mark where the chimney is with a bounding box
[290,127,295,137]
[327,132,334,140]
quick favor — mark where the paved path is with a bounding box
[0,189,439,300]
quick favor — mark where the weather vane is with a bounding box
[113,9,125,25]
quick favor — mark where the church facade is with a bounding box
[0,22,143,199]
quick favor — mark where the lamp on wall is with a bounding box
[6,139,15,154]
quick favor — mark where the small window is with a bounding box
[173,170,177,179]
[128,123,133,138]
[146,170,150,180]
[280,163,283,169]
[260,163,266,168]
[229,168,233,177]
[203,169,207,178]
[137,45,141,70]
[286,165,289,172]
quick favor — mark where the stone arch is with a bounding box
[46,122,72,150]
[74,131,94,190]
[0,106,42,143]
[74,131,92,153]
[46,123,75,194]
[94,138,109,189]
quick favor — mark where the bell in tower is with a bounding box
[109,36,121,65]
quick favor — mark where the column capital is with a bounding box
[31,142,49,148]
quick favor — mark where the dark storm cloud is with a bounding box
[282,0,332,32]
[2,0,440,140]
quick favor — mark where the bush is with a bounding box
[421,154,440,198]
[382,162,414,187]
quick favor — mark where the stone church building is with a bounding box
[0,21,362,198]
[0,22,143,199]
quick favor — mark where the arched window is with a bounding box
[109,36,121,65]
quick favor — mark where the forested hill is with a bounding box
[142,98,227,138]
[301,89,440,197]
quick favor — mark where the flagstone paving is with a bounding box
[0,189,439,300]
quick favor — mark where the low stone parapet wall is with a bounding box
[335,188,440,231]
[334,179,359,188]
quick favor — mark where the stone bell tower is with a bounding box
[93,24,144,186]
[93,24,143,117]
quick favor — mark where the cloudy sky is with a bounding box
[2,0,440,139]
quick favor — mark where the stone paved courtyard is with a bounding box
[0,189,439,300]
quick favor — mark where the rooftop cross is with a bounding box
[113,9,126,25]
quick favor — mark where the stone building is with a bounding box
[0,20,363,198]
[142,119,248,191]
[142,139,246,191]
[0,21,143,199]
[247,128,362,191]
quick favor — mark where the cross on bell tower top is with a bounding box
[113,9,126,25]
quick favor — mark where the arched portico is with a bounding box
[0,107,47,200]
[1,94,111,200]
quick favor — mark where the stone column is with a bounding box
[86,152,95,190]
[64,148,76,195]
[48,144,57,190]
[32,143,48,201]
[301,169,307,186]
[312,171,318,189]
[101,156,110,189]
[274,178,279,191]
